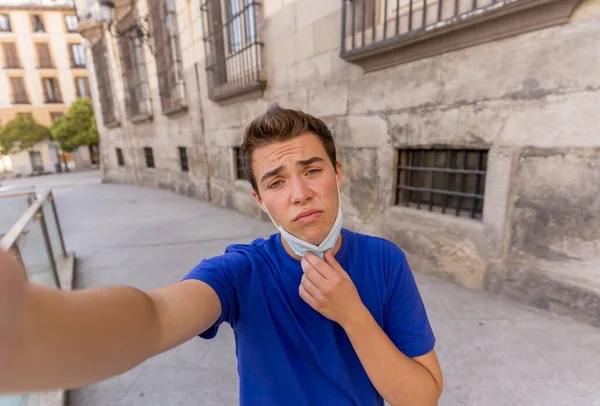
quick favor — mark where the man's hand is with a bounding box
[0,250,27,335]
[299,250,367,327]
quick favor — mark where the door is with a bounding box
[29,151,44,173]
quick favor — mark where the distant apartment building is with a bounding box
[76,0,600,326]
[0,0,95,175]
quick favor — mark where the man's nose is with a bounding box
[290,177,312,205]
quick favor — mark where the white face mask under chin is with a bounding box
[262,176,343,259]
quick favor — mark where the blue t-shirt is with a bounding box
[182,228,435,406]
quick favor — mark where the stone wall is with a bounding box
[90,0,600,323]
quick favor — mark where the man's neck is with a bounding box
[280,233,343,261]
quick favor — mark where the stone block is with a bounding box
[571,0,600,22]
[267,88,308,111]
[313,11,341,56]
[338,147,380,221]
[295,0,339,29]
[388,108,461,147]
[262,2,296,40]
[509,148,600,262]
[307,83,348,117]
[337,115,389,148]
[290,52,333,87]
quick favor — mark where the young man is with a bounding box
[0,105,443,405]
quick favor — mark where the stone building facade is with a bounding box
[76,0,600,326]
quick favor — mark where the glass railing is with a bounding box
[0,187,69,406]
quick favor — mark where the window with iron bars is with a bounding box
[116,148,125,166]
[178,147,189,172]
[36,43,53,68]
[147,0,186,114]
[10,77,29,104]
[42,77,62,103]
[117,11,151,119]
[2,42,21,68]
[201,0,265,101]
[91,37,118,125]
[395,148,488,220]
[234,147,246,181]
[144,147,155,168]
[339,0,572,70]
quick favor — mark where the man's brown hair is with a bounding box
[241,104,337,193]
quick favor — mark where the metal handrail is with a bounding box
[0,189,67,289]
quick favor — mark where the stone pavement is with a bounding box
[4,172,600,406]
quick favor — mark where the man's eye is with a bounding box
[307,169,321,175]
[269,180,283,189]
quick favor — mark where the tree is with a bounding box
[0,114,51,155]
[51,98,99,153]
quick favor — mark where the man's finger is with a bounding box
[300,274,323,301]
[303,251,336,280]
[299,285,319,310]
[323,250,348,277]
[300,255,328,285]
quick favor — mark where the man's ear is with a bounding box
[335,160,342,187]
[251,188,266,212]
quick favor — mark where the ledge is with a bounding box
[129,113,153,124]
[209,80,266,103]
[104,120,121,128]
[77,18,105,45]
[341,0,583,72]
[163,102,188,117]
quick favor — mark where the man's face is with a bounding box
[251,132,342,246]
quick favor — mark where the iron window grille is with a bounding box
[2,43,21,68]
[0,14,10,32]
[178,147,189,172]
[116,148,125,166]
[65,15,78,32]
[10,77,29,104]
[395,148,488,220]
[91,37,118,125]
[69,44,86,68]
[341,0,513,57]
[147,0,186,113]
[201,0,265,101]
[117,11,151,119]
[144,147,155,168]
[234,147,246,180]
[42,78,62,103]
[32,15,45,33]
[36,43,53,68]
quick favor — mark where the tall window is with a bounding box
[144,147,155,168]
[2,43,21,68]
[91,37,118,125]
[10,77,29,104]
[69,44,86,67]
[178,147,189,172]
[35,43,53,68]
[201,0,264,100]
[116,148,125,166]
[0,14,10,32]
[148,0,186,113]
[117,11,151,118]
[75,77,90,98]
[31,15,45,33]
[395,149,488,220]
[234,147,246,180]
[65,15,78,32]
[42,78,62,103]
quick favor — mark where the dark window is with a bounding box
[117,11,151,118]
[235,147,246,180]
[178,147,189,172]
[395,149,488,220]
[42,78,62,103]
[32,15,45,33]
[148,0,186,113]
[50,112,63,122]
[144,147,155,168]
[201,0,264,100]
[91,37,118,125]
[0,15,11,32]
[116,148,125,166]
[2,43,20,68]
[65,15,78,32]
[75,77,90,98]
[36,43,53,68]
[69,43,86,67]
[10,77,29,104]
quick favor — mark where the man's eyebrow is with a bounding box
[260,165,284,184]
[297,157,325,167]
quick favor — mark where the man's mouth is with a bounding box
[293,209,322,223]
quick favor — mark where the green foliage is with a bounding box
[0,114,51,155]
[51,98,99,153]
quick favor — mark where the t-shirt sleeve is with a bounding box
[181,251,248,339]
[384,251,436,358]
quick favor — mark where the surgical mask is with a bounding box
[262,177,343,259]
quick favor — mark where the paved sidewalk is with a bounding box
[6,172,600,406]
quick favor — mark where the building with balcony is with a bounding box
[0,0,94,175]
[77,0,600,326]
